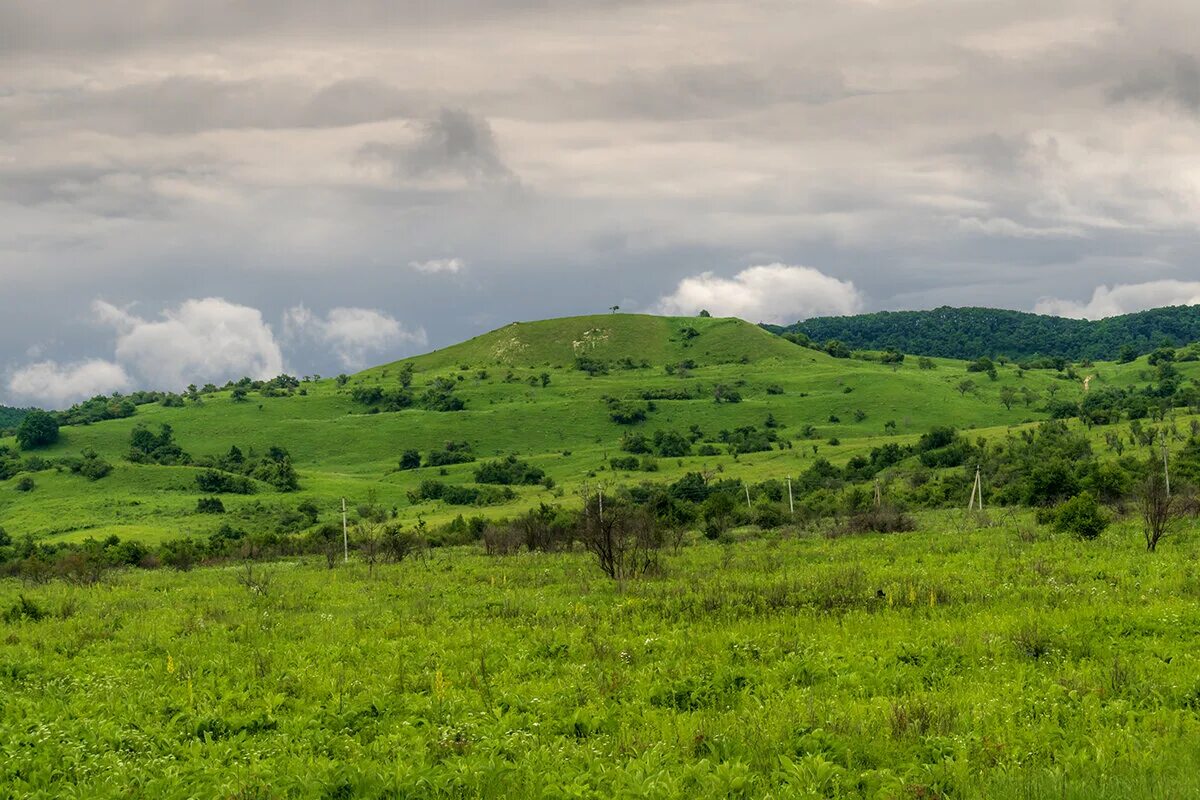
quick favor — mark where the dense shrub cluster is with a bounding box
[474,455,547,486]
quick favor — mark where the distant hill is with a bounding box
[0,406,34,431]
[771,305,1200,360]
[374,313,800,374]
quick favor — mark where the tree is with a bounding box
[698,309,712,317]
[610,305,620,314]
[577,495,661,580]
[956,380,976,397]
[398,449,421,470]
[824,340,851,359]
[999,386,1018,410]
[1118,344,1138,364]
[16,411,59,450]
[1138,469,1176,552]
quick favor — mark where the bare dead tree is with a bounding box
[1139,471,1176,552]
[577,494,663,581]
[356,521,383,576]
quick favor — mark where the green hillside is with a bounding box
[1,312,1198,545]
[773,304,1200,361]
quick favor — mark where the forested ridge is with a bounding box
[771,304,1200,360]
[0,406,34,431]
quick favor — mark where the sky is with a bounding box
[3,0,1200,407]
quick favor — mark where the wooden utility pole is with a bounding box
[874,479,882,509]
[1161,433,1171,497]
[787,476,794,516]
[967,466,984,512]
[745,485,752,512]
[341,497,349,563]
[598,488,604,524]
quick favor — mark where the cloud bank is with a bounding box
[653,264,863,324]
[94,298,285,390]
[1034,280,1200,320]
[7,359,132,408]
[6,298,426,407]
[284,305,426,369]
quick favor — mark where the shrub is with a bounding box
[196,497,226,514]
[607,399,648,425]
[1050,492,1108,540]
[72,449,113,481]
[398,449,421,470]
[196,470,256,494]
[840,506,916,535]
[425,441,474,467]
[15,476,35,492]
[474,455,545,485]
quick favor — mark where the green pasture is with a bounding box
[3,514,1200,797]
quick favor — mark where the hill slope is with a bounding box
[773,305,1200,360]
[1,312,1197,545]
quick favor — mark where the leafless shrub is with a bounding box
[482,523,523,556]
[577,496,663,581]
[1139,471,1177,552]
[838,505,916,535]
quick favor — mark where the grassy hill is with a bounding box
[773,304,1200,361]
[1,312,1197,544]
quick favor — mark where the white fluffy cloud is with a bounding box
[408,258,464,275]
[1033,280,1200,320]
[94,297,284,389]
[653,264,864,324]
[7,359,132,408]
[284,305,426,369]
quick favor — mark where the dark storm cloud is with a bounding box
[1107,51,1200,113]
[360,109,516,183]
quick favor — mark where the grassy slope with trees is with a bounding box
[3,312,1173,545]
[772,304,1200,361]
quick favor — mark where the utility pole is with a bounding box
[787,476,794,516]
[968,466,984,512]
[745,485,752,512]
[874,479,882,509]
[341,497,349,563]
[598,488,604,524]
[1161,433,1171,497]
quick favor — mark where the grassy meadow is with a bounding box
[3,514,1200,798]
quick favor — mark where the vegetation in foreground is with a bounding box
[3,515,1200,799]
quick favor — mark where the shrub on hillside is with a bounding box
[1048,492,1108,540]
[196,470,256,494]
[474,455,546,485]
[196,497,226,514]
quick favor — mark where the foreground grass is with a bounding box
[3,516,1200,798]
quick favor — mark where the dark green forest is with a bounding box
[770,305,1200,360]
[0,406,34,432]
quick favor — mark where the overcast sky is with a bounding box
[3,0,1200,406]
